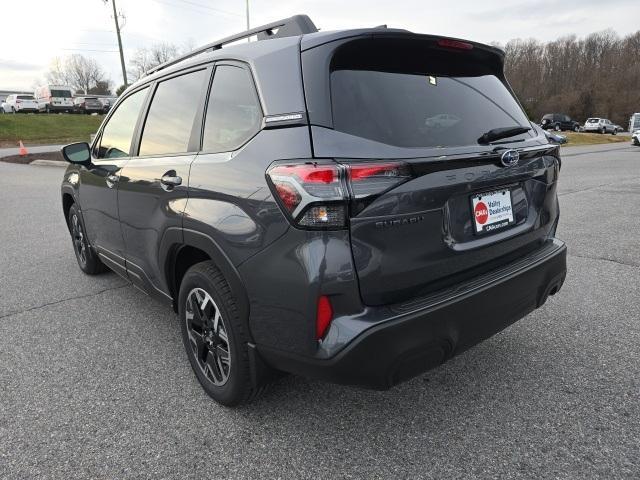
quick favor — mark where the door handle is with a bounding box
[106,174,119,187]
[161,172,182,188]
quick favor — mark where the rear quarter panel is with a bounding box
[184,126,312,267]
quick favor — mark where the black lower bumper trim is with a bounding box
[258,240,567,389]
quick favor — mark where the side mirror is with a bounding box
[62,142,91,164]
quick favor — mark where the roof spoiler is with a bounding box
[145,14,318,76]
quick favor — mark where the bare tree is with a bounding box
[128,43,180,81]
[47,57,72,86]
[503,30,640,127]
[88,81,112,95]
[46,54,111,95]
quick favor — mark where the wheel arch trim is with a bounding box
[161,227,250,329]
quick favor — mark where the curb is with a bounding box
[30,159,66,167]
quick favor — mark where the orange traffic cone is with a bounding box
[19,141,28,156]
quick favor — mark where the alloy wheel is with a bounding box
[71,213,87,265]
[185,288,231,386]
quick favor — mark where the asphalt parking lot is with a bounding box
[1,143,639,479]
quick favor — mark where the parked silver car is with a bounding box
[583,117,617,134]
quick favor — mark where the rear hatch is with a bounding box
[301,32,560,305]
[84,97,103,110]
[51,89,73,107]
[16,95,37,109]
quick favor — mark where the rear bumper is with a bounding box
[258,238,567,389]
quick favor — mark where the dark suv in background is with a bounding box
[541,113,581,132]
[73,96,104,114]
[60,15,566,406]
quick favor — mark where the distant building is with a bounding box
[0,89,32,103]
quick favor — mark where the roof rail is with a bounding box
[145,14,318,76]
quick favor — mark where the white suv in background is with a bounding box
[1,94,39,113]
[583,118,617,134]
[632,130,640,146]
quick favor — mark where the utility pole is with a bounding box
[246,0,250,38]
[108,0,128,87]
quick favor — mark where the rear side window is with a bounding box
[202,65,262,153]
[97,87,148,159]
[51,90,72,98]
[138,69,208,156]
[330,40,531,149]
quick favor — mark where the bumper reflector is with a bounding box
[316,295,333,340]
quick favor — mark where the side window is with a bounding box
[202,65,262,153]
[138,69,208,156]
[97,88,148,159]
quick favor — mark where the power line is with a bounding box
[60,48,120,53]
[150,0,241,18]
[165,0,241,16]
[66,42,122,46]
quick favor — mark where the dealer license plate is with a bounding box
[471,189,515,234]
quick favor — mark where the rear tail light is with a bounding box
[267,160,412,229]
[316,295,333,340]
[16,100,21,104]
[347,162,412,198]
[437,38,474,50]
[267,163,346,229]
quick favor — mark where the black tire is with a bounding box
[554,124,561,132]
[67,203,108,275]
[178,261,269,406]
[573,125,580,132]
[600,127,606,134]
[612,129,617,135]
[633,139,640,146]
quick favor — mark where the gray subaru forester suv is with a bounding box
[60,15,567,406]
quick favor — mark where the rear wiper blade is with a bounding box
[478,126,532,144]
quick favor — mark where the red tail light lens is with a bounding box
[273,181,301,212]
[437,39,474,50]
[347,161,412,198]
[316,295,333,340]
[267,162,346,229]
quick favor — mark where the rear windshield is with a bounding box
[587,118,600,123]
[51,90,72,98]
[18,95,34,100]
[330,41,531,149]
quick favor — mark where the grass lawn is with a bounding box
[0,113,103,147]
[560,131,628,146]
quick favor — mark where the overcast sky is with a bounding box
[1,0,638,91]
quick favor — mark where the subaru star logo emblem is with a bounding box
[501,149,520,167]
